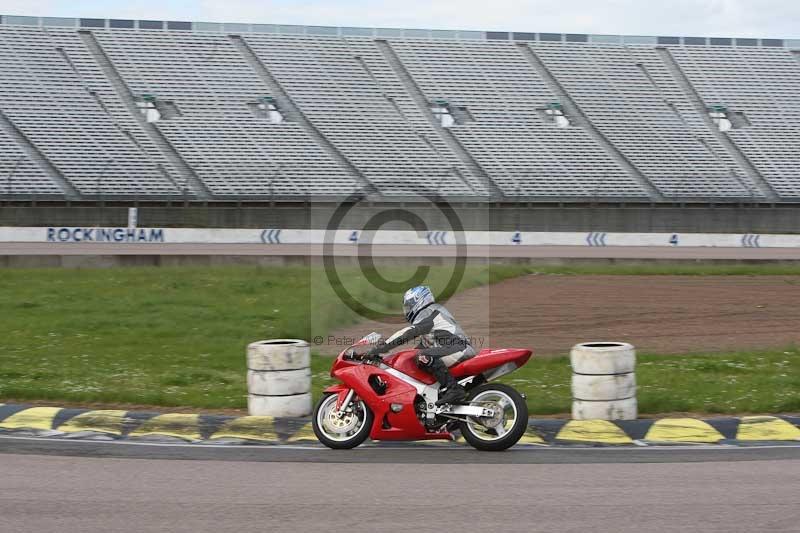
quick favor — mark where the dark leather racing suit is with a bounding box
[379,303,476,388]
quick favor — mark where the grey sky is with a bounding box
[2,0,799,38]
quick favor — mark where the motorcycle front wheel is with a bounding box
[312,392,373,449]
[459,383,528,451]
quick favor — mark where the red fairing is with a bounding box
[330,355,359,377]
[332,363,438,440]
[383,348,532,381]
[450,348,532,378]
[383,350,437,384]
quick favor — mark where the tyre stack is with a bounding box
[247,339,311,417]
[570,342,637,420]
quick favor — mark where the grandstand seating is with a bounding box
[670,45,800,198]
[387,39,648,198]
[0,16,798,202]
[0,26,180,197]
[533,43,762,198]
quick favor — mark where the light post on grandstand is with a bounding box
[435,168,450,197]
[267,178,273,205]
[504,172,522,230]
[727,160,759,233]
[96,158,115,204]
[100,159,115,226]
[271,164,282,203]
[6,155,23,200]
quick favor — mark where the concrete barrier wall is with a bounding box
[6,255,800,269]
[2,226,799,248]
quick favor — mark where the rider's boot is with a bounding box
[431,359,466,405]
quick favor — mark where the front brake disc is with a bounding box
[325,408,358,434]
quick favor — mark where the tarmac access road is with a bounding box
[1,437,799,533]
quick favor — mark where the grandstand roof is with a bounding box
[2,14,799,48]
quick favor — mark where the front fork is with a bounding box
[335,388,354,416]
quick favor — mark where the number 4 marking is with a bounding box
[669,234,679,246]
[512,231,522,245]
[349,231,359,243]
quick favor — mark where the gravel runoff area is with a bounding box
[326,274,800,356]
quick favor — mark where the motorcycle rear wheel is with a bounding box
[312,392,373,450]
[459,383,528,451]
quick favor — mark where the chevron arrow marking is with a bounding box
[426,231,449,245]
[261,229,281,244]
[585,232,607,247]
[741,234,761,248]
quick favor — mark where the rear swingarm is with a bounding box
[435,404,495,418]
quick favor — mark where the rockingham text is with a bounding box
[46,227,165,243]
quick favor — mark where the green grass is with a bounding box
[504,349,800,415]
[310,349,800,416]
[2,265,798,414]
[0,265,526,408]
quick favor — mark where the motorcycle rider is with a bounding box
[366,285,476,405]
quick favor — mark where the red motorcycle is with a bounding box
[312,333,532,451]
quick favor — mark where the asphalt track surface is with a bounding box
[4,242,800,259]
[2,439,799,533]
[0,437,800,532]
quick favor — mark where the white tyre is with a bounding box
[570,342,635,375]
[247,368,311,397]
[248,393,312,418]
[572,397,637,421]
[572,372,636,402]
[247,339,310,371]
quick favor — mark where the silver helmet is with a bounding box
[403,285,435,322]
